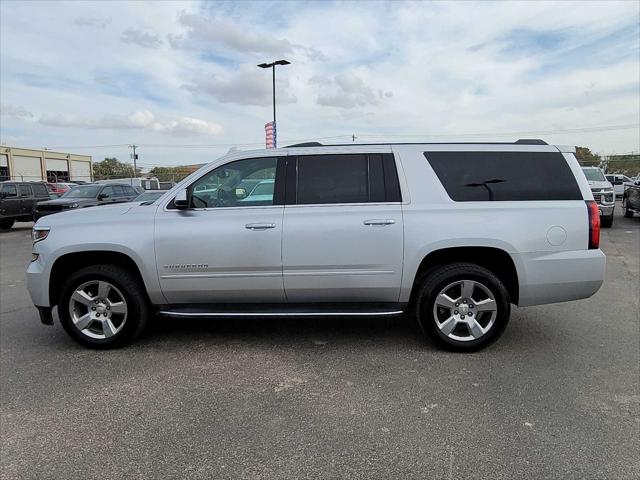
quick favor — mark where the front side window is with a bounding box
[190,157,278,208]
[426,151,582,201]
[1,184,17,197]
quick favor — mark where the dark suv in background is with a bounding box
[34,183,139,219]
[0,181,50,229]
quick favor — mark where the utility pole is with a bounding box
[129,144,138,177]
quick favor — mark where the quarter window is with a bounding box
[425,151,582,201]
[32,184,48,196]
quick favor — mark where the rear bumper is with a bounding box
[515,249,605,307]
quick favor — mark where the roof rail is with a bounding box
[515,139,548,145]
[285,142,323,148]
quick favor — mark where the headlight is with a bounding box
[32,227,50,243]
[602,191,614,203]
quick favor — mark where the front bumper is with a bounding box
[597,203,615,216]
[26,254,50,307]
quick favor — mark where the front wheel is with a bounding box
[58,264,150,349]
[0,219,15,230]
[415,263,510,352]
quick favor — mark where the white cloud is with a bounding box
[185,67,297,106]
[0,104,34,119]
[74,16,112,28]
[121,28,163,49]
[153,117,222,136]
[310,73,393,109]
[38,110,221,136]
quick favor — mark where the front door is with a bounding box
[155,156,286,304]
[282,153,404,302]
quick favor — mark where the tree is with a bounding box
[574,147,602,167]
[92,157,140,180]
[148,166,193,182]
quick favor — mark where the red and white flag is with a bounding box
[265,121,277,149]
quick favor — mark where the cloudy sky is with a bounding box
[1,0,638,168]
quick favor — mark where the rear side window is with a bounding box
[19,185,33,197]
[32,184,48,196]
[294,153,401,205]
[424,151,582,201]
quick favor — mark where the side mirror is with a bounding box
[174,188,189,209]
[97,193,107,200]
[235,187,247,199]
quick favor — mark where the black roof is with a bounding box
[286,139,548,148]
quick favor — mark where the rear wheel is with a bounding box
[415,263,510,352]
[58,264,150,349]
[0,219,14,230]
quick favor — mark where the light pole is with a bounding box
[258,59,290,147]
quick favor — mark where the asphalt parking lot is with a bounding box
[1,204,638,480]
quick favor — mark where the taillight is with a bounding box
[586,200,600,249]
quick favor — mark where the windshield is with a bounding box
[62,185,100,198]
[582,168,606,182]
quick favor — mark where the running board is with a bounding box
[158,303,405,318]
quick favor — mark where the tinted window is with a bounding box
[19,185,33,197]
[100,186,116,198]
[425,151,582,201]
[295,154,369,204]
[63,185,100,198]
[32,184,48,196]
[113,186,126,196]
[2,184,17,197]
[126,186,137,196]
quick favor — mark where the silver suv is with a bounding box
[27,140,606,351]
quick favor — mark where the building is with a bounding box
[0,146,92,183]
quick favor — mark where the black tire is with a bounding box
[415,263,510,352]
[0,219,14,230]
[623,203,634,218]
[601,214,614,228]
[58,264,150,349]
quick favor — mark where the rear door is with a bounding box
[282,153,404,302]
[18,184,34,216]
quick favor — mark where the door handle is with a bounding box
[245,223,276,230]
[363,219,395,226]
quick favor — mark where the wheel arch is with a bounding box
[49,250,149,307]
[409,246,519,305]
